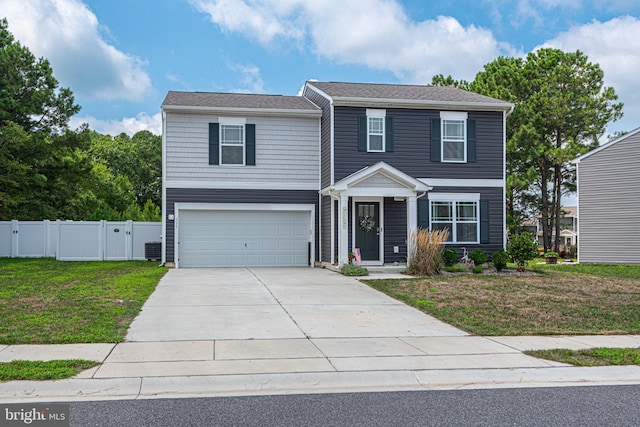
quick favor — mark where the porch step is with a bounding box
[366,265,407,275]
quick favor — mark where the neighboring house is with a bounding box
[523,206,578,251]
[573,127,640,264]
[161,82,513,268]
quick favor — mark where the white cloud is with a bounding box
[71,112,162,136]
[539,16,640,133]
[0,0,152,101]
[190,0,515,83]
[228,63,266,93]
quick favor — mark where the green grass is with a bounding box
[0,359,100,381]
[0,259,167,344]
[526,347,640,367]
[363,263,640,336]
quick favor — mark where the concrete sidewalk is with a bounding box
[1,267,639,402]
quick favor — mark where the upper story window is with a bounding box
[431,112,476,163]
[358,110,394,153]
[209,118,256,166]
[367,109,386,152]
[219,118,246,166]
[441,111,467,162]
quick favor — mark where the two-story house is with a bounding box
[161,82,513,268]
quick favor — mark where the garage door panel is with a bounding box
[179,209,310,268]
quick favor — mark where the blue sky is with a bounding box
[1,0,639,137]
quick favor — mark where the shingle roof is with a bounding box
[307,81,512,108]
[162,91,320,111]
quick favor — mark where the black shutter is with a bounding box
[209,123,219,165]
[385,116,394,152]
[418,198,430,229]
[245,124,256,166]
[467,118,477,162]
[480,199,490,244]
[431,118,441,162]
[358,116,367,152]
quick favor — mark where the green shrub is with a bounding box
[468,248,488,266]
[507,231,538,270]
[472,265,483,274]
[408,229,449,276]
[491,248,508,272]
[442,248,459,267]
[445,263,468,273]
[340,264,368,276]
[545,251,559,258]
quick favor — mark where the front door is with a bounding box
[355,201,380,261]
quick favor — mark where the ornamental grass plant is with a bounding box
[408,229,449,276]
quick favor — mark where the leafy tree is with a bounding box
[88,130,162,208]
[0,18,91,220]
[429,74,470,90]
[436,49,623,251]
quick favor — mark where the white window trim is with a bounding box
[366,109,386,153]
[440,111,467,163]
[219,117,246,166]
[428,192,480,244]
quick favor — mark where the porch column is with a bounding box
[338,194,350,266]
[406,195,418,264]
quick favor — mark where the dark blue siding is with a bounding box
[428,186,504,256]
[304,87,333,188]
[320,195,332,262]
[383,198,408,262]
[165,188,319,263]
[333,107,504,182]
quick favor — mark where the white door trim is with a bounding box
[351,197,384,265]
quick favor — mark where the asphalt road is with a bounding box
[68,385,640,426]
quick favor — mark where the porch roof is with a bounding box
[320,162,431,197]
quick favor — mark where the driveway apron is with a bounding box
[125,268,466,342]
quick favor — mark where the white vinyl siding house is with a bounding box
[164,113,320,189]
[574,127,640,264]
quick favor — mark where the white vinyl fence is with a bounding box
[0,220,161,261]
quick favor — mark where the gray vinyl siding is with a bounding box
[303,86,333,188]
[165,188,319,263]
[578,134,640,264]
[429,186,504,256]
[384,198,408,262]
[333,107,504,181]
[165,112,319,185]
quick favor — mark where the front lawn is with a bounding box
[526,348,640,367]
[0,259,167,344]
[364,264,640,336]
[0,360,100,381]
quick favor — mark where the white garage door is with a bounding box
[178,209,311,267]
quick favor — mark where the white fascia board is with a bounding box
[331,97,513,112]
[161,105,322,118]
[165,180,319,191]
[175,202,315,213]
[573,125,640,164]
[419,178,504,188]
[343,187,416,198]
[428,192,480,201]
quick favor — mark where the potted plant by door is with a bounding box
[545,251,559,264]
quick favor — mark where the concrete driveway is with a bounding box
[126,268,466,341]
